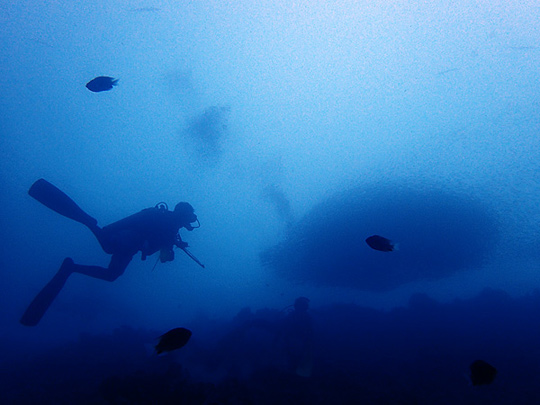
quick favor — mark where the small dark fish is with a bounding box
[470,360,497,386]
[155,327,192,354]
[509,46,538,50]
[437,68,459,76]
[86,76,118,92]
[130,7,161,12]
[365,235,397,252]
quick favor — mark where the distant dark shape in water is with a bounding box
[365,235,397,252]
[86,76,118,92]
[262,184,294,226]
[185,105,231,164]
[155,327,192,354]
[187,105,230,142]
[261,183,499,291]
[470,360,497,386]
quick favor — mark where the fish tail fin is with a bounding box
[392,242,400,251]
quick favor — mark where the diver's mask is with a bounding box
[185,217,200,231]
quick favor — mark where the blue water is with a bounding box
[1,2,539,403]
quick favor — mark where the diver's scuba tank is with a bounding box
[102,202,168,234]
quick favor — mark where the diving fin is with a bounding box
[28,179,97,227]
[20,258,73,326]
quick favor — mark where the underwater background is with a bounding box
[1,1,539,403]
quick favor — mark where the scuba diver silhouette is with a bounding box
[276,297,314,377]
[20,179,203,326]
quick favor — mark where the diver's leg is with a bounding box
[20,255,132,326]
[85,224,114,254]
[70,254,132,282]
[86,227,138,257]
[20,258,74,326]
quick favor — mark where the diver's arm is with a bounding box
[160,233,186,263]
[159,245,175,263]
[174,233,189,249]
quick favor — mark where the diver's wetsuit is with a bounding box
[81,207,187,281]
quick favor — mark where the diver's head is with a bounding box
[174,202,199,230]
[294,297,310,312]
